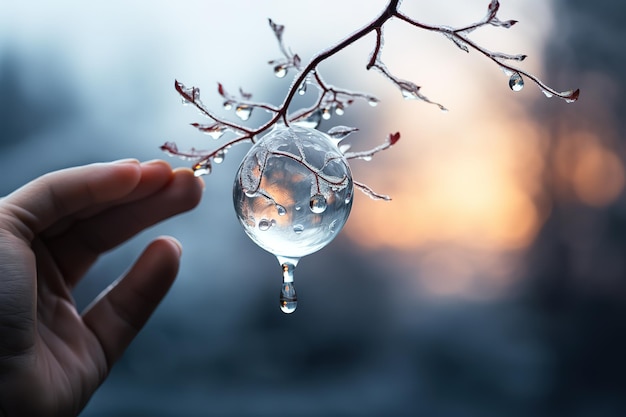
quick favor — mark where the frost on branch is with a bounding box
[163,0,579,196]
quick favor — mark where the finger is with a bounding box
[48,168,203,286]
[82,236,182,368]
[2,160,142,241]
[74,160,181,220]
[41,160,177,239]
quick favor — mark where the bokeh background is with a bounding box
[1,0,625,416]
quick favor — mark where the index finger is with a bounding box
[1,160,142,241]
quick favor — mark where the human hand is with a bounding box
[0,159,203,417]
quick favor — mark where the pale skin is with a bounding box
[0,159,204,417]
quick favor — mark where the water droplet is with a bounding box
[293,224,304,234]
[541,89,554,98]
[501,67,514,77]
[509,73,524,92]
[276,204,287,216]
[223,101,233,110]
[309,194,327,214]
[274,64,288,78]
[368,97,379,107]
[401,87,419,100]
[295,206,302,211]
[235,105,253,121]
[244,189,257,198]
[213,150,225,164]
[277,259,298,314]
[258,219,272,231]
[335,105,345,116]
[203,125,226,140]
[208,130,225,140]
[181,86,200,105]
[339,143,352,154]
[322,108,332,120]
[362,155,372,162]
[327,125,358,141]
[280,282,297,313]
[192,161,211,176]
[298,82,307,96]
[295,110,322,129]
[564,91,579,104]
[279,277,296,311]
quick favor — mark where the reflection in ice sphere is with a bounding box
[233,125,353,259]
[233,125,354,313]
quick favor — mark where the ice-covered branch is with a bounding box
[164,0,579,187]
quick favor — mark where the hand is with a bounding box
[0,159,203,417]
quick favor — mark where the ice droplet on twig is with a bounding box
[509,73,524,92]
[501,67,514,77]
[213,150,225,164]
[295,110,322,129]
[274,64,288,78]
[192,160,212,177]
[235,105,253,121]
[327,125,359,142]
[562,89,580,104]
[207,126,227,140]
[401,86,419,100]
[298,82,307,96]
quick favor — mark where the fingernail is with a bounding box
[113,158,139,164]
[166,237,183,256]
[143,159,168,166]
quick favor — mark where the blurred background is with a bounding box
[1,0,624,416]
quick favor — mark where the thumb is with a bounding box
[82,236,182,369]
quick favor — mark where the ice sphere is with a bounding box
[233,125,353,260]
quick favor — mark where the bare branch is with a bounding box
[345,132,400,161]
[354,180,392,201]
[164,0,579,197]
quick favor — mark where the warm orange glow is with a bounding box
[345,102,545,254]
[329,0,561,300]
[347,165,541,251]
[341,80,549,299]
[555,106,625,208]
[573,142,624,207]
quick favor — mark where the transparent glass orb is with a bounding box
[233,125,353,261]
